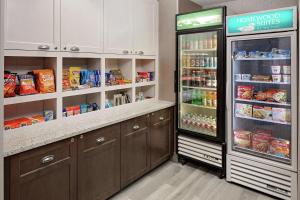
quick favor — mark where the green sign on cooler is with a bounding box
[227,7,296,35]
[176,8,224,31]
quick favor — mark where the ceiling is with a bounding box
[191,0,234,6]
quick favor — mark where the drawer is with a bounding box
[150,108,170,125]
[79,124,120,151]
[16,138,74,176]
[121,115,148,134]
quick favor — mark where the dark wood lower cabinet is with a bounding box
[5,107,174,200]
[77,124,120,200]
[6,138,76,200]
[120,115,150,188]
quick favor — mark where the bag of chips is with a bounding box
[63,69,71,91]
[69,67,81,89]
[18,74,38,95]
[4,72,17,97]
[33,69,56,93]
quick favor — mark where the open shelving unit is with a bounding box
[3,53,158,130]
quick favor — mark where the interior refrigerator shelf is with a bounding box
[233,146,291,165]
[183,67,217,70]
[235,80,290,85]
[235,115,291,125]
[182,103,216,110]
[234,57,291,61]
[182,48,216,52]
[235,99,291,107]
[182,86,217,90]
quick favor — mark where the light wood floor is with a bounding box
[111,161,277,200]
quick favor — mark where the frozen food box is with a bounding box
[235,103,252,117]
[237,85,254,100]
[252,130,272,153]
[272,108,291,123]
[234,130,252,148]
[253,106,272,120]
[270,138,290,158]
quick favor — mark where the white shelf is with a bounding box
[135,81,156,87]
[4,93,58,105]
[182,67,217,70]
[234,57,291,61]
[235,98,291,107]
[235,114,291,125]
[182,103,216,110]
[62,87,102,97]
[182,86,217,91]
[104,84,133,91]
[235,80,290,85]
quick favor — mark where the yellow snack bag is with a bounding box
[69,67,81,89]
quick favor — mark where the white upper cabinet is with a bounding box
[103,0,134,55]
[133,0,158,56]
[4,0,60,51]
[61,0,103,53]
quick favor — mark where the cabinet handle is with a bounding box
[41,155,55,164]
[159,116,165,121]
[123,50,129,54]
[96,137,105,143]
[138,51,144,55]
[133,125,140,130]
[70,46,80,52]
[63,46,67,50]
[38,45,50,50]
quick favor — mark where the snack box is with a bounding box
[253,106,272,120]
[234,130,252,148]
[235,103,252,117]
[73,106,81,115]
[237,85,254,100]
[270,138,290,158]
[252,130,272,153]
[44,110,54,121]
[272,108,291,123]
[4,117,32,130]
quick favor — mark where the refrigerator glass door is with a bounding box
[231,36,293,164]
[178,31,218,137]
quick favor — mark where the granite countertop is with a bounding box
[4,100,175,157]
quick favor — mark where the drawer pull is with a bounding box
[159,117,165,121]
[70,46,80,52]
[38,44,50,50]
[41,155,55,164]
[138,51,144,55]
[96,137,105,143]
[123,50,129,54]
[133,125,140,130]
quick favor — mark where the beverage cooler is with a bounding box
[226,7,298,200]
[176,7,226,177]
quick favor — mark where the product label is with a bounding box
[227,7,296,35]
[177,8,223,31]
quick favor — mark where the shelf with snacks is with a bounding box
[105,88,133,109]
[136,58,155,84]
[135,85,155,102]
[235,98,291,107]
[62,93,101,118]
[182,86,217,91]
[4,99,57,130]
[235,115,291,125]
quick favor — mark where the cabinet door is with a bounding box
[61,0,103,53]
[150,109,171,169]
[4,0,60,51]
[8,139,76,200]
[133,0,158,56]
[78,124,121,200]
[103,0,133,54]
[121,115,150,188]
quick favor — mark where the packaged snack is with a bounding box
[237,85,254,100]
[18,74,38,96]
[241,74,251,80]
[272,108,291,122]
[92,103,99,111]
[270,138,290,158]
[234,130,252,148]
[252,130,272,153]
[73,106,81,115]
[63,69,71,91]
[252,75,271,82]
[234,74,241,80]
[282,75,291,83]
[4,72,17,97]
[30,115,45,124]
[80,70,89,86]
[44,110,54,121]
[94,70,101,87]
[271,66,281,74]
[4,119,21,130]
[235,103,252,117]
[66,107,74,117]
[282,66,291,74]
[272,75,281,83]
[267,89,287,103]
[33,69,56,93]
[80,104,88,114]
[62,108,67,117]
[69,67,81,89]
[87,104,93,112]
[253,106,272,120]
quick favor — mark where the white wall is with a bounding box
[201,0,297,15]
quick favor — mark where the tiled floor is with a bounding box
[111,161,276,200]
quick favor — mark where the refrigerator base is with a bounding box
[227,155,298,200]
[177,134,226,178]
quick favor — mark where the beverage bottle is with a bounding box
[198,37,203,50]
[198,90,203,105]
[186,70,191,86]
[207,33,213,49]
[202,91,207,106]
[182,55,186,67]
[194,36,199,50]
[207,92,212,107]
[206,72,212,87]
[213,92,217,107]
[186,55,190,68]
[182,70,187,86]
[200,55,204,67]
[186,36,190,50]
[190,36,194,50]
[212,72,217,88]
[203,35,208,49]
[182,38,186,49]
[190,54,195,67]
[212,34,217,49]
[214,57,217,68]
[191,70,196,86]
[192,90,197,105]
[195,55,200,67]
[196,70,201,87]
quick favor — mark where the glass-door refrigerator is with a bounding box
[226,7,298,200]
[176,7,226,177]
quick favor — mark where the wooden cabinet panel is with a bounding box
[61,0,103,53]
[78,124,121,200]
[150,108,171,169]
[103,0,133,54]
[133,0,158,55]
[121,115,150,188]
[8,138,76,200]
[4,0,60,51]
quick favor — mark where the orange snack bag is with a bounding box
[33,69,56,93]
[30,115,45,124]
